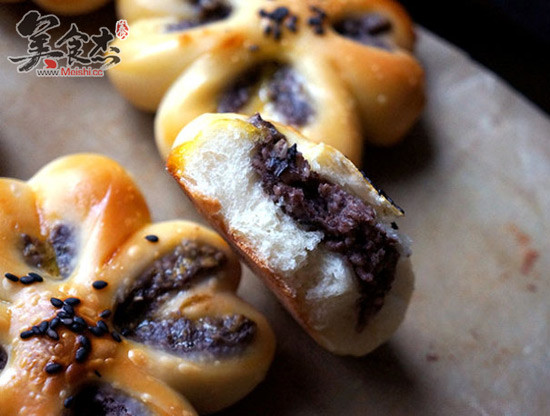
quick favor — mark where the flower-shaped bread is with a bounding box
[0,0,110,15]
[108,0,425,165]
[0,154,275,415]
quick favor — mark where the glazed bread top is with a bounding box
[109,0,425,165]
[0,154,275,415]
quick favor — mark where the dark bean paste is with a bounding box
[20,224,77,278]
[0,345,7,371]
[218,63,314,127]
[64,384,150,416]
[249,114,400,330]
[114,240,257,356]
[131,315,256,356]
[165,0,231,32]
[333,13,393,50]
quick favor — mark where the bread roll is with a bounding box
[167,113,414,356]
[108,0,425,165]
[0,154,275,415]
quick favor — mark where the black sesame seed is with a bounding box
[46,328,59,340]
[308,16,322,26]
[77,335,91,349]
[145,234,159,243]
[61,318,73,326]
[111,331,122,343]
[62,304,74,316]
[310,5,327,18]
[75,346,89,363]
[94,370,102,377]
[64,298,80,306]
[70,323,85,333]
[272,7,289,22]
[286,17,297,32]
[45,362,63,374]
[20,330,34,339]
[63,303,74,314]
[120,328,130,337]
[74,317,86,326]
[306,5,327,36]
[89,326,105,337]
[28,272,43,282]
[57,311,70,319]
[38,321,49,333]
[50,298,63,308]
[32,325,41,335]
[391,222,399,230]
[64,396,74,408]
[50,317,60,329]
[92,280,108,290]
[99,309,111,319]
[4,273,19,282]
[20,275,35,285]
[96,320,108,332]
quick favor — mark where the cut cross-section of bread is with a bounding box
[167,113,414,356]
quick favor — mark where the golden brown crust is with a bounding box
[0,154,275,415]
[109,0,424,165]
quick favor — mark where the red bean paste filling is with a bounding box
[64,384,150,416]
[20,224,77,278]
[333,13,393,50]
[114,240,257,356]
[0,346,6,371]
[165,0,231,32]
[218,63,314,127]
[249,114,400,330]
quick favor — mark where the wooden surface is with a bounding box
[1,5,550,415]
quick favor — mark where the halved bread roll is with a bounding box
[167,113,414,356]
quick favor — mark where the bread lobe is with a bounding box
[168,113,415,355]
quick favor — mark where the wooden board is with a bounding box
[1,5,549,415]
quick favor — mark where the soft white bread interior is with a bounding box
[167,113,414,356]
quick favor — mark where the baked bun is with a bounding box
[0,154,275,415]
[116,0,218,23]
[108,0,425,165]
[167,113,414,356]
[1,0,110,15]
